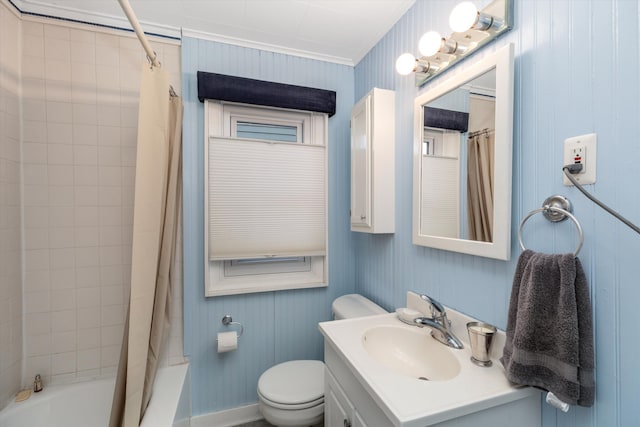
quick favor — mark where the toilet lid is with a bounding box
[258,360,325,406]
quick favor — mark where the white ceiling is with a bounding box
[16,0,416,65]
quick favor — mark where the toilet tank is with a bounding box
[331,294,387,320]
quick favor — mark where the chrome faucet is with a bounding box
[400,294,464,350]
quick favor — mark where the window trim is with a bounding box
[204,100,328,297]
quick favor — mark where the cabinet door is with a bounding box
[350,94,372,228]
[326,387,351,427]
[352,411,368,427]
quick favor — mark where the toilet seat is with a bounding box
[257,360,324,405]
[258,390,323,410]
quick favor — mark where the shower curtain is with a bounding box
[109,64,182,427]
[467,130,494,242]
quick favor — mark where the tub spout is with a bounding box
[34,374,43,392]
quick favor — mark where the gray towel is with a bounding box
[501,249,595,407]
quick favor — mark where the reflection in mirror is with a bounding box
[412,44,514,260]
[421,68,496,243]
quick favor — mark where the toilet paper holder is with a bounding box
[220,314,244,338]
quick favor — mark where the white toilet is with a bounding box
[257,294,387,427]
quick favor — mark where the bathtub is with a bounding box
[0,363,190,427]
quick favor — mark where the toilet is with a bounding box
[257,294,387,427]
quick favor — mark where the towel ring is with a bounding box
[518,196,584,257]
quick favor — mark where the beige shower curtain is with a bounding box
[467,130,494,242]
[109,64,182,427]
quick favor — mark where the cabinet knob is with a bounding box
[360,215,366,220]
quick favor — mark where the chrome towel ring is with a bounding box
[518,195,584,257]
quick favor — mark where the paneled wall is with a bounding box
[19,16,183,386]
[355,1,640,426]
[181,37,355,415]
[0,2,22,409]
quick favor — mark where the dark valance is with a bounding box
[197,72,336,117]
[423,106,469,132]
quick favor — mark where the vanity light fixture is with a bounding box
[397,0,512,86]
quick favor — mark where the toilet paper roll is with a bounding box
[217,331,238,353]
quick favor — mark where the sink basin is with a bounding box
[362,325,461,381]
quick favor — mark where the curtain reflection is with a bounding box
[467,129,494,242]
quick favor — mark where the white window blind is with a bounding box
[208,137,326,260]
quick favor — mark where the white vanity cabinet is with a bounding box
[350,88,395,234]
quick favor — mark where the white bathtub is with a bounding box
[0,363,190,427]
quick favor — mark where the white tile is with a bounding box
[23,21,44,37]
[44,24,70,41]
[51,289,76,311]
[25,313,52,336]
[75,266,101,288]
[77,287,100,308]
[51,331,76,353]
[99,245,122,266]
[23,121,48,143]
[24,185,49,206]
[71,85,97,104]
[24,206,49,227]
[51,352,76,375]
[97,104,121,126]
[46,101,73,124]
[74,206,99,227]
[49,206,75,227]
[77,349,100,371]
[73,124,98,146]
[121,146,136,167]
[25,227,49,250]
[45,59,71,82]
[100,345,120,369]
[97,126,121,147]
[76,327,100,349]
[70,40,96,63]
[48,145,74,167]
[75,247,100,267]
[98,187,121,206]
[96,66,120,90]
[22,78,47,100]
[74,187,98,207]
[49,227,75,249]
[100,265,124,287]
[69,29,95,44]
[101,324,123,346]
[51,310,76,333]
[26,355,52,381]
[72,103,97,125]
[47,165,74,186]
[23,56,46,79]
[23,142,48,165]
[98,166,122,186]
[24,270,50,293]
[45,38,71,62]
[26,333,52,357]
[25,249,50,271]
[45,80,72,103]
[23,99,47,121]
[23,164,48,185]
[99,206,121,226]
[46,122,73,144]
[50,248,75,270]
[121,167,136,188]
[71,62,96,85]
[74,226,99,247]
[49,269,76,290]
[25,291,50,314]
[120,127,137,145]
[48,186,74,206]
[99,226,122,246]
[73,145,98,165]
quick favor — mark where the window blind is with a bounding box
[209,137,326,260]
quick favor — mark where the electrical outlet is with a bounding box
[563,133,596,185]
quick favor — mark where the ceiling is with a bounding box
[16,0,416,65]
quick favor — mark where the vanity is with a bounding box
[319,307,540,427]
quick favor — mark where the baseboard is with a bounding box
[190,403,263,427]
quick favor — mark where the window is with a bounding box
[204,101,328,296]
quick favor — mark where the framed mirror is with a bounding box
[412,44,514,260]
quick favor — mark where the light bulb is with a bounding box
[395,53,416,75]
[418,31,443,57]
[449,1,478,33]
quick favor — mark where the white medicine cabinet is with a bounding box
[350,87,395,234]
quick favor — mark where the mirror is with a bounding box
[412,44,514,260]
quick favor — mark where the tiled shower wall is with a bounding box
[20,16,183,386]
[0,3,22,407]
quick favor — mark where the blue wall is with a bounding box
[181,37,355,415]
[354,1,640,426]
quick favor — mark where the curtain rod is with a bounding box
[117,0,160,68]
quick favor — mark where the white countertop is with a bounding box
[319,309,539,427]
